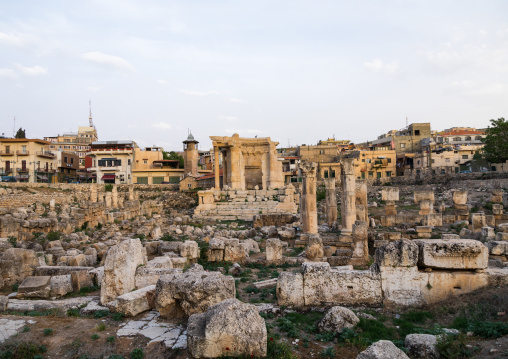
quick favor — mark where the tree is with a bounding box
[15,128,26,138]
[163,151,184,168]
[482,118,508,163]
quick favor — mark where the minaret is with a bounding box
[183,131,199,177]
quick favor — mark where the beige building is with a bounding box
[413,145,480,174]
[354,149,397,180]
[210,134,284,190]
[87,141,136,184]
[45,125,98,167]
[0,138,58,183]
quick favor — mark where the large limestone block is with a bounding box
[404,334,439,359]
[188,298,267,358]
[318,306,359,333]
[155,264,235,318]
[374,239,418,267]
[180,241,199,260]
[415,239,488,270]
[452,190,468,205]
[17,276,51,298]
[356,340,410,359]
[414,191,434,204]
[276,272,304,307]
[223,239,245,262]
[488,241,508,256]
[305,234,324,261]
[50,275,73,297]
[266,238,284,261]
[381,187,399,201]
[302,262,382,306]
[422,271,489,304]
[100,238,147,305]
[0,248,39,287]
[135,267,181,288]
[115,285,156,317]
[380,266,424,307]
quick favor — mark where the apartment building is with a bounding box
[45,125,98,167]
[55,151,80,183]
[87,141,136,184]
[0,138,57,182]
[354,149,397,180]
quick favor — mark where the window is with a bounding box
[414,130,420,135]
[128,159,131,165]
[417,160,420,165]
[387,158,391,163]
[368,171,373,178]
[454,137,462,142]
[64,156,68,163]
[377,172,382,178]
[324,170,328,178]
[386,171,392,177]
[362,159,365,162]
[475,136,482,140]
[21,160,26,170]
[143,160,148,164]
[431,159,435,164]
[319,150,325,154]
[416,169,421,175]
[331,170,335,178]
[400,143,405,148]
[441,169,445,174]
[21,145,27,154]
[361,173,365,179]
[366,159,371,163]
[445,158,450,162]
[5,145,10,154]
[71,158,74,164]
[465,136,471,141]
[462,155,468,159]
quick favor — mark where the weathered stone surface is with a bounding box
[405,334,439,359]
[71,270,94,292]
[155,264,235,318]
[318,306,359,333]
[0,296,8,312]
[0,248,39,288]
[115,285,156,317]
[356,340,409,359]
[50,275,73,297]
[100,238,147,305]
[187,298,267,358]
[374,239,418,267]
[305,234,324,261]
[415,239,488,270]
[135,267,181,288]
[7,296,95,312]
[276,272,304,307]
[488,241,508,256]
[17,276,51,298]
[266,238,284,261]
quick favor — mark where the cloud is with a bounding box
[82,52,135,71]
[151,122,172,130]
[363,59,399,75]
[157,79,168,85]
[219,115,238,122]
[179,89,219,96]
[0,68,17,78]
[86,86,101,92]
[127,124,139,129]
[0,31,27,47]
[14,64,48,76]
[227,98,244,103]
[451,80,474,88]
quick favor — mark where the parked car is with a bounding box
[0,176,17,182]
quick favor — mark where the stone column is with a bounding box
[381,187,399,216]
[492,189,504,204]
[49,199,56,211]
[229,146,244,190]
[105,192,112,209]
[128,186,135,201]
[414,190,435,216]
[452,189,468,221]
[214,145,220,190]
[222,150,228,188]
[355,181,368,223]
[90,184,97,203]
[325,178,337,227]
[340,158,356,234]
[112,185,118,208]
[350,220,368,266]
[267,142,284,189]
[300,162,318,234]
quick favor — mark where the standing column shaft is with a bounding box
[301,162,318,234]
[340,158,356,232]
[214,146,220,190]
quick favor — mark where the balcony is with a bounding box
[37,151,55,158]
[0,150,14,156]
[99,166,120,171]
[17,167,29,173]
[16,150,30,156]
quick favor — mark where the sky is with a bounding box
[1,0,507,151]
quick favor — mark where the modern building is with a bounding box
[55,151,80,183]
[354,149,397,180]
[87,141,136,184]
[0,138,58,183]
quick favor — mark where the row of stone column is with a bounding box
[89,184,135,209]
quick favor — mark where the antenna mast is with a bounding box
[12,116,16,137]
[89,99,94,127]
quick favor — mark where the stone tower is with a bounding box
[183,132,199,177]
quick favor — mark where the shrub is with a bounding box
[66,308,81,317]
[320,347,335,358]
[437,333,480,358]
[105,184,113,192]
[130,348,144,359]
[111,312,125,321]
[107,336,115,343]
[91,334,99,340]
[43,328,53,336]
[96,323,107,331]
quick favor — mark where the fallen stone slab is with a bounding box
[17,276,51,299]
[80,300,110,316]
[415,239,488,270]
[253,278,278,289]
[7,296,97,312]
[0,318,31,343]
[114,285,156,317]
[35,265,94,276]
